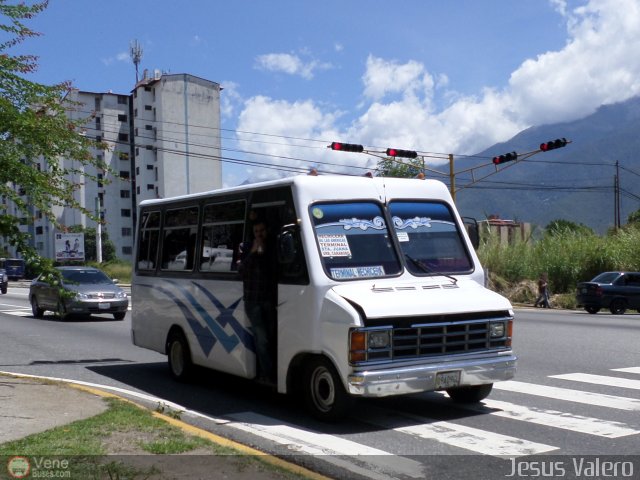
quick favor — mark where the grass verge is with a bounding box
[0,397,310,479]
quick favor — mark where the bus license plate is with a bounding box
[98,303,111,310]
[435,371,461,389]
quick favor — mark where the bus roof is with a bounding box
[138,175,453,207]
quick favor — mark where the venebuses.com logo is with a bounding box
[7,456,30,479]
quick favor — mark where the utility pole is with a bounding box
[449,154,455,201]
[130,40,143,83]
[95,197,102,263]
[614,161,621,229]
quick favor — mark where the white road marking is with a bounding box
[613,367,640,375]
[550,373,640,390]
[466,399,638,438]
[494,381,640,410]
[359,409,556,457]
[227,411,425,480]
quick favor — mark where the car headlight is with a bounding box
[115,290,127,299]
[76,292,89,300]
[490,322,505,338]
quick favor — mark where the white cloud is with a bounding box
[101,51,130,66]
[234,0,640,180]
[254,52,331,80]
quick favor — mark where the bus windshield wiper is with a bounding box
[404,254,458,284]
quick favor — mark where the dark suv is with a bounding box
[576,271,640,314]
[0,268,7,294]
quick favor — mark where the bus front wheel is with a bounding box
[167,331,193,381]
[302,357,352,422]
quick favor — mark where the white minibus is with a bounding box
[131,174,516,420]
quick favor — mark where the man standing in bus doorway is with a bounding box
[238,219,277,384]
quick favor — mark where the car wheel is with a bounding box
[302,357,352,422]
[585,306,600,314]
[167,331,193,381]
[447,384,493,403]
[30,296,45,318]
[113,312,126,321]
[56,301,68,321]
[1,285,6,294]
[609,298,627,315]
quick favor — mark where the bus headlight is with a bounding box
[368,330,391,349]
[490,322,505,338]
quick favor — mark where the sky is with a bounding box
[9,0,640,186]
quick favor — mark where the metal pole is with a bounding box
[95,197,102,263]
[449,154,455,201]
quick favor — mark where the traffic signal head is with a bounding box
[540,138,568,152]
[386,148,418,159]
[492,151,518,165]
[329,142,364,153]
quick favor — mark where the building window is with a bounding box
[97,173,103,188]
[94,97,101,110]
[121,209,131,217]
[134,128,139,136]
[136,167,140,175]
[95,117,101,129]
[146,164,153,170]
[118,133,129,142]
[122,227,132,237]
[118,114,127,122]
[119,171,130,179]
[145,124,152,130]
[35,226,43,235]
[117,95,127,104]
[120,189,130,198]
[118,152,129,160]
[135,147,139,156]
[147,184,154,190]
[134,108,138,117]
[145,145,153,150]
[122,246,132,255]
[96,135,102,143]
[144,105,152,111]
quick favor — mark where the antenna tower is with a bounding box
[130,40,143,83]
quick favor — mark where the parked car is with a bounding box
[576,271,640,314]
[29,266,128,320]
[0,268,7,294]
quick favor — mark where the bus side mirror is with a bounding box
[462,217,480,250]
[277,225,299,264]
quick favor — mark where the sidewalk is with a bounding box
[0,373,323,479]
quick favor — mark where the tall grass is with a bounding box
[478,227,640,294]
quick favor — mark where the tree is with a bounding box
[376,156,424,178]
[626,208,640,226]
[545,219,594,236]
[0,1,106,276]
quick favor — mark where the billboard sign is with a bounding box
[55,233,85,262]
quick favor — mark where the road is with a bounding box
[1,286,639,479]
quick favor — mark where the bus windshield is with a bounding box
[310,202,402,280]
[388,201,473,274]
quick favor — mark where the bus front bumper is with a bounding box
[346,354,517,397]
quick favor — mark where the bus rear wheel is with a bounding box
[167,331,193,381]
[302,357,352,422]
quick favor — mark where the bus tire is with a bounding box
[302,357,352,422]
[167,330,193,381]
[446,384,493,403]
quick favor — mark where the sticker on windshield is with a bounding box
[396,231,409,242]
[318,234,352,257]
[331,266,385,279]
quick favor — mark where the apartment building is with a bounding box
[10,72,222,263]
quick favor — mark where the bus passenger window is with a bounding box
[161,206,199,271]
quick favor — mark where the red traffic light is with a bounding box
[386,148,418,159]
[329,142,364,153]
[540,138,568,152]
[492,151,518,165]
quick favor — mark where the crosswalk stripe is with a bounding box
[494,381,640,410]
[227,411,425,480]
[359,408,556,457]
[612,367,640,375]
[465,399,638,438]
[550,373,640,390]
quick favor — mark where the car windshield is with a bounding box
[310,201,402,280]
[388,201,473,274]
[61,269,112,285]
[591,272,621,284]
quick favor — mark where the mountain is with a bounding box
[454,96,640,234]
